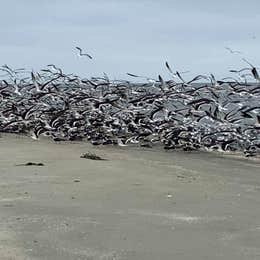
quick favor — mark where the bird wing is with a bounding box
[165,61,174,74]
[83,53,93,59]
[252,68,260,80]
[127,73,140,77]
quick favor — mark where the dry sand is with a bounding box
[0,134,260,260]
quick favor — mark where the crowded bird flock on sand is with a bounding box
[0,47,260,157]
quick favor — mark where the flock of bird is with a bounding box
[0,49,260,157]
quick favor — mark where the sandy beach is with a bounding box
[0,134,260,259]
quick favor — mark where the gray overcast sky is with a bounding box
[0,0,259,80]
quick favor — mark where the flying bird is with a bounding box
[75,47,93,59]
[126,73,157,84]
[242,58,260,81]
[165,61,189,81]
[165,61,174,74]
[225,47,242,54]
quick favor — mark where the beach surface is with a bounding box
[0,134,260,260]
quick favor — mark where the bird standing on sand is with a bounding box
[75,47,93,59]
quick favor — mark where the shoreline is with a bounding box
[1,132,260,162]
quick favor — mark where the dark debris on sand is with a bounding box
[80,152,106,161]
[15,162,45,166]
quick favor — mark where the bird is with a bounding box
[126,73,157,85]
[242,58,260,81]
[165,61,190,80]
[229,68,251,73]
[225,47,242,54]
[75,47,93,59]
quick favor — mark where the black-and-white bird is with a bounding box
[75,47,93,59]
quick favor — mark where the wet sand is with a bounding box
[0,134,260,260]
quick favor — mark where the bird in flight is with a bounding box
[242,58,260,81]
[225,47,242,54]
[126,73,157,84]
[75,47,93,59]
